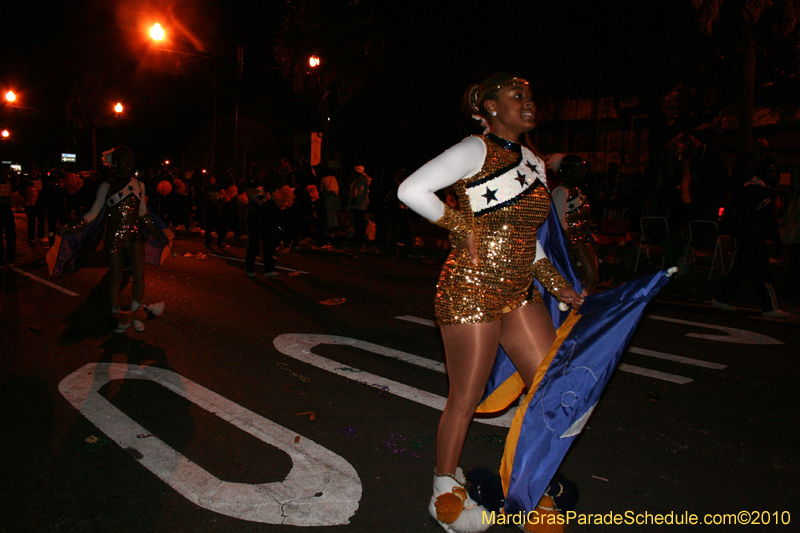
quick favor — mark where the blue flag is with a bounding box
[474,205,673,514]
[48,205,169,277]
[502,269,673,514]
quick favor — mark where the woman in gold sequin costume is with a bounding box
[551,154,599,293]
[59,147,166,332]
[398,73,584,533]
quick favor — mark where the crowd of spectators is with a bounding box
[0,156,426,267]
[1,135,797,309]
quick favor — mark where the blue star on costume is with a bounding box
[475,206,674,516]
[482,187,499,204]
[515,171,528,187]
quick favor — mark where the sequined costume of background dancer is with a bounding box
[551,154,599,293]
[59,147,165,332]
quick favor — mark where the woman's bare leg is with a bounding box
[499,302,557,388]
[107,250,125,311]
[437,321,502,474]
[575,244,599,294]
[128,242,145,304]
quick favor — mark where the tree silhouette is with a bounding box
[66,75,119,171]
[691,0,800,156]
[273,0,384,164]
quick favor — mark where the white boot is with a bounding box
[112,307,130,333]
[429,468,490,533]
[146,301,165,317]
[131,301,145,332]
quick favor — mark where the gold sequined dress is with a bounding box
[561,185,592,248]
[435,134,554,325]
[104,180,145,253]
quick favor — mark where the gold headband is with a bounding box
[469,77,530,113]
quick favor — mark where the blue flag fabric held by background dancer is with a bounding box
[48,205,170,277]
[47,206,109,278]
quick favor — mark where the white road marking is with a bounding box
[11,267,79,296]
[206,253,309,274]
[399,313,778,347]
[647,315,783,345]
[627,347,727,370]
[273,333,516,427]
[396,315,437,327]
[617,364,694,384]
[396,315,702,384]
[59,363,361,525]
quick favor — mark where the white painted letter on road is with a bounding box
[273,333,517,427]
[59,363,362,525]
[648,315,783,345]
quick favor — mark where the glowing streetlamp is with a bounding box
[150,23,165,41]
[309,55,320,68]
[114,102,124,114]
[5,91,15,103]
[1,130,9,139]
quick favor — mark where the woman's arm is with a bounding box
[84,182,109,223]
[397,136,485,221]
[533,235,585,308]
[138,180,148,217]
[58,182,108,234]
[398,137,485,252]
[138,180,166,242]
[551,186,569,229]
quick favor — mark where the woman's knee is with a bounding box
[107,259,124,280]
[127,262,143,279]
[443,395,481,420]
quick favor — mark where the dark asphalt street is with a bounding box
[1,220,799,533]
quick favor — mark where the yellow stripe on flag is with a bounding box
[499,311,581,495]
[160,228,175,265]
[46,235,62,277]
[475,371,526,414]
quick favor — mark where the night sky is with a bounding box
[0,0,748,175]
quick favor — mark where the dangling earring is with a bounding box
[491,111,497,116]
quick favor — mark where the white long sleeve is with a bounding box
[397,136,486,222]
[82,182,109,224]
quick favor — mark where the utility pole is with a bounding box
[234,46,243,177]
[212,73,218,167]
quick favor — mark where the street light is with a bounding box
[114,102,124,114]
[145,22,225,170]
[150,23,165,41]
[1,130,9,139]
[305,55,329,165]
[4,91,15,103]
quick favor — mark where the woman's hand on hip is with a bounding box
[457,231,479,265]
